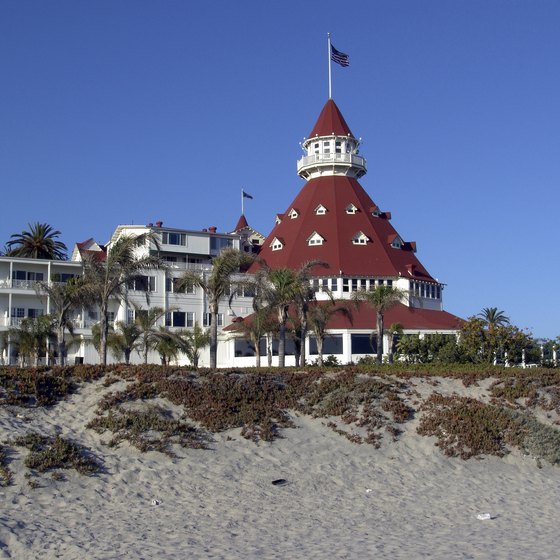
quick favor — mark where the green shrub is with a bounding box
[12,432,101,475]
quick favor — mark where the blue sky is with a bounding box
[1,1,558,339]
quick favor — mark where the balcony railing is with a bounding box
[0,279,42,290]
[297,152,367,174]
[165,262,212,271]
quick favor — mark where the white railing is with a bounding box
[297,153,366,173]
[0,279,42,290]
[165,262,212,271]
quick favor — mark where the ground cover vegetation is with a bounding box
[1,364,560,490]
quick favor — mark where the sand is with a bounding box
[1,377,559,560]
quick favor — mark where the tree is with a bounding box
[6,223,68,260]
[307,302,352,366]
[352,285,407,364]
[181,323,211,369]
[253,267,299,368]
[134,306,168,364]
[253,262,327,368]
[35,277,86,365]
[178,248,254,369]
[478,307,510,331]
[9,315,55,366]
[109,321,141,364]
[151,326,183,366]
[81,233,164,365]
[387,322,403,364]
[236,307,278,367]
[291,261,329,367]
[459,316,531,364]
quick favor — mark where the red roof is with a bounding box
[252,175,435,281]
[234,214,249,231]
[225,301,462,333]
[308,99,355,138]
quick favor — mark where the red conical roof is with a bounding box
[308,99,355,138]
[234,214,249,232]
[254,175,434,281]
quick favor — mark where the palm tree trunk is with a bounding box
[376,312,384,364]
[254,335,261,368]
[100,301,109,366]
[266,334,272,367]
[124,349,131,365]
[300,308,308,367]
[209,302,218,369]
[278,307,287,368]
[317,336,324,367]
[57,325,65,366]
[143,340,149,364]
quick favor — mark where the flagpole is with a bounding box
[327,33,332,99]
[241,189,244,215]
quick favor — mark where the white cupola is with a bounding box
[297,99,367,180]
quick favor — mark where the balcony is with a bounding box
[0,279,42,290]
[297,152,367,178]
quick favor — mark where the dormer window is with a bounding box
[275,214,283,225]
[346,203,358,214]
[370,205,381,217]
[389,234,404,249]
[307,232,325,246]
[288,208,299,219]
[315,204,327,215]
[270,237,284,251]
[352,231,369,245]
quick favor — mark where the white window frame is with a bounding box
[346,204,358,215]
[315,204,327,215]
[270,237,283,251]
[352,232,369,245]
[307,232,324,246]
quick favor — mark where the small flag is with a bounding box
[331,44,350,67]
[242,190,254,199]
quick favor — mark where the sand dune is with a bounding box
[1,374,559,560]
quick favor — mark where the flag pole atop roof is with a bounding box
[241,188,253,215]
[328,33,332,99]
[328,33,350,99]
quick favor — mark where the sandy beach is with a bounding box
[1,372,559,560]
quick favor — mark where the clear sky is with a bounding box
[1,0,558,339]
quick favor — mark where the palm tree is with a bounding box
[178,248,254,369]
[291,261,329,367]
[134,306,168,363]
[307,302,353,366]
[352,285,407,364]
[253,267,303,368]
[109,321,141,364]
[236,307,277,367]
[181,323,211,369]
[80,233,164,365]
[152,326,183,366]
[9,315,55,366]
[6,223,68,260]
[387,322,403,364]
[35,277,86,365]
[478,307,510,331]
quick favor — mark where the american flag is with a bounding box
[331,44,350,67]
